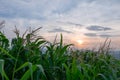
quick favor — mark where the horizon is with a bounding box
[0,0,120,50]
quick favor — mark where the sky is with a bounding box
[0,0,120,50]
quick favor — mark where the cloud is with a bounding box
[51,0,80,14]
[86,25,112,31]
[84,33,97,37]
[0,0,120,24]
[48,28,73,33]
[0,0,80,20]
[0,0,120,23]
[56,21,83,27]
[84,33,120,38]
[98,34,112,38]
[62,21,82,26]
[0,0,120,40]
[57,0,120,25]
[99,34,120,38]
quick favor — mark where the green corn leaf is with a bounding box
[20,65,37,80]
[15,62,32,72]
[0,59,9,80]
[0,47,16,60]
[97,73,108,80]
[36,64,47,79]
[36,40,46,47]
[63,63,71,80]
[61,44,73,55]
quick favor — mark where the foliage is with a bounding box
[0,27,120,80]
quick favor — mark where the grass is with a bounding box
[0,27,120,80]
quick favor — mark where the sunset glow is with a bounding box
[77,39,84,45]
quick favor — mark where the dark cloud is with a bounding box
[65,21,83,27]
[84,33,119,38]
[99,34,120,38]
[84,33,97,37]
[57,21,83,27]
[48,28,72,33]
[99,34,112,38]
[86,25,112,31]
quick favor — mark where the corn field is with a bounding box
[0,27,120,80]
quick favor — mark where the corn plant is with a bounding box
[0,26,120,80]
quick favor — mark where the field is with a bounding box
[0,28,120,80]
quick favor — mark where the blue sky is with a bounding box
[0,0,120,49]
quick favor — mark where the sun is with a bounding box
[77,39,84,45]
